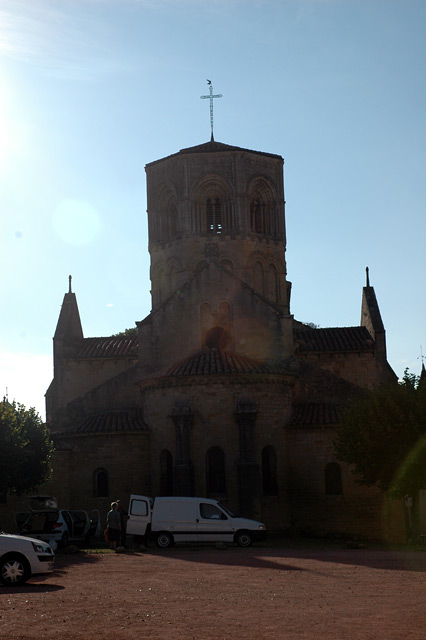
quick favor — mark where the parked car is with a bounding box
[0,532,54,586]
[16,496,100,547]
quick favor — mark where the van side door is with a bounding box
[196,502,234,543]
[126,495,151,537]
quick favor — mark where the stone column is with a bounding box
[171,405,193,496]
[235,400,260,519]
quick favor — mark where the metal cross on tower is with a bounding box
[200,80,222,141]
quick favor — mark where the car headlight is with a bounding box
[32,541,52,554]
[258,525,266,530]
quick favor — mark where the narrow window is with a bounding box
[94,469,109,498]
[325,462,343,495]
[214,198,222,233]
[206,198,213,232]
[262,446,278,496]
[206,447,226,497]
[160,449,173,496]
[206,198,222,234]
[250,200,264,233]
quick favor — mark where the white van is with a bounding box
[126,495,266,548]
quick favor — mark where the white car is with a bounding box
[16,496,100,548]
[0,533,55,587]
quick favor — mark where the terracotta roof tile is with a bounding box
[74,410,148,434]
[75,335,138,359]
[289,403,343,427]
[294,326,374,353]
[163,348,283,378]
[146,140,282,167]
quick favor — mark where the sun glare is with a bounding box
[0,85,21,172]
[52,199,101,246]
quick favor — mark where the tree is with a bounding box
[334,370,426,539]
[0,399,54,496]
[335,370,426,498]
[113,327,137,337]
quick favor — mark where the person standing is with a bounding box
[116,500,128,548]
[106,502,121,550]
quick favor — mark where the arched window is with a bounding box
[160,450,173,496]
[94,468,109,498]
[262,446,278,496]
[152,184,178,244]
[251,200,264,234]
[200,301,232,350]
[205,326,229,350]
[206,197,222,234]
[248,176,280,238]
[206,447,226,497]
[325,462,343,495]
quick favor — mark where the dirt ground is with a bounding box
[1,541,426,640]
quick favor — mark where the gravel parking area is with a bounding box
[1,542,426,639]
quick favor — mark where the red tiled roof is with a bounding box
[75,335,138,359]
[294,326,374,353]
[163,348,283,378]
[73,410,148,434]
[289,403,343,427]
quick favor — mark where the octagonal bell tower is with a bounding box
[141,139,294,372]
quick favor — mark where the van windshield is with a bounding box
[218,503,236,517]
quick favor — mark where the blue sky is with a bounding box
[0,0,425,417]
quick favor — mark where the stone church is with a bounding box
[44,138,397,539]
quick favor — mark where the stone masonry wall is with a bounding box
[141,374,294,529]
[285,425,386,539]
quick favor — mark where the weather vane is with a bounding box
[200,80,222,142]
[418,345,425,366]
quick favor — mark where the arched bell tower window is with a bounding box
[251,200,263,234]
[248,176,280,238]
[190,175,232,236]
[206,197,222,234]
[150,183,178,244]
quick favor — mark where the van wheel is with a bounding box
[0,554,31,586]
[156,532,174,548]
[235,530,252,547]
